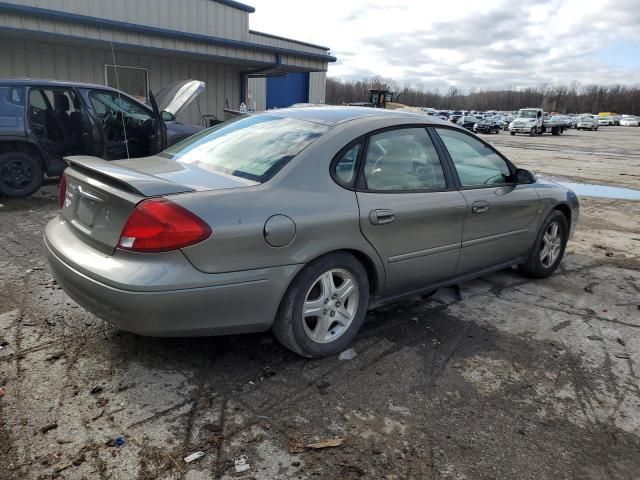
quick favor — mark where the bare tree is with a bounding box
[325,77,640,114]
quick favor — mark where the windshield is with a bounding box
[518,110,538,118]
[161,115,329,183]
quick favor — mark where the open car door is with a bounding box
[148,90,167,155]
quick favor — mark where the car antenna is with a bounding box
[110,42,131,159]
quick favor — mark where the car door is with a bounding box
[345,126,467,294]
[85,89,155,159]
[434,127,540,273]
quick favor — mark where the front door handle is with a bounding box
[471,201,491,214]
[369,209,396,225]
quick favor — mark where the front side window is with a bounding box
[162,115,329,183]
[436,128,512,187]
[363,128,446,191]
[89,91,150,117]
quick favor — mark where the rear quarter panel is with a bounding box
[174,117,414,293]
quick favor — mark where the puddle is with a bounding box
[555,182,640,200]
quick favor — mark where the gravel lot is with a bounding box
[1,127,639,479]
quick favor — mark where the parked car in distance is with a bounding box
[576,116,599,131]
[0,78,204,197]
[620,116,639,127]
[45,106,579,358]
[473,117,501,134]
[598,116,613,126]
[456,115,479,131]
[551,115,572,128]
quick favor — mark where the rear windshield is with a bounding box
[161,115,329,183]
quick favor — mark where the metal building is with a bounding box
[0,0,335,125]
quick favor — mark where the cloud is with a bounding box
[248,0,640,91]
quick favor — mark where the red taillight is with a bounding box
[58,175,67,209]
[118,199,212,253]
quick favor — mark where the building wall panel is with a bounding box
[2,0,249,39]
[309,71,326,104]
[247,77,266,111]
[0,36,242,125]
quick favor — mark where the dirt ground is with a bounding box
[1,127,639,480]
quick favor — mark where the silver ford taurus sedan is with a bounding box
[45,107,579,357]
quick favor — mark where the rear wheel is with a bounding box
[529,128,535,137]
[273,252,370,358]
[519,210,568,278]
[510,131,516,136]
[0,152,43,197]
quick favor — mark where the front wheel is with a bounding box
[510,131,516,136]
[519,210,568,278]
[273,252,370,358]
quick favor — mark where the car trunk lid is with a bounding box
[60,155,256,254]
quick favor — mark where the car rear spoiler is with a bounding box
[64,156,195,197]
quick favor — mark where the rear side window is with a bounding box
[436,128,512,187]
[6,86,25,105]
[333,143,361,186]
[363,128,446,191]
[163,115,329,183]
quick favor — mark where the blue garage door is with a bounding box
[266,72,309,109]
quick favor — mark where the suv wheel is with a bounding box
[519,210,568,278]
[0,152,43,197]
[273,252,369,358]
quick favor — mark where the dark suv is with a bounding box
[0,79,204,197]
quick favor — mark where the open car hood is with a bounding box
[154,80,205,116]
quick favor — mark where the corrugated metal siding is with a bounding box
[309,71,326,104]
[248,32,329,56]
[247,78,266,111]
[1,0,249,39]
[0,36,241,125]
[0,11,272,66]
[0,9,327,70]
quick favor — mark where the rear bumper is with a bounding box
[44,217,302,336]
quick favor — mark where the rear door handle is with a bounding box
[471,201,490,214]
[369,209,396,225]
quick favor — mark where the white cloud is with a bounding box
[247,0,640,91]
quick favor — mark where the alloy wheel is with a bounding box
[302,269,359,344]
[540,221,562,268]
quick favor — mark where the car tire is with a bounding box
[273,252,370,358]
[0,152,44,197]
[519,210,568,279]
[510,131,516,136]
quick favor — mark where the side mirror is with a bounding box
[161,111,175,122]
[515,168,535,184]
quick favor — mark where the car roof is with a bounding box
[0,78,118,91]
[264,105,452,127]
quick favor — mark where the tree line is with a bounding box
[325,77,640,115]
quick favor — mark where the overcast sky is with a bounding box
[248,0,640,92]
